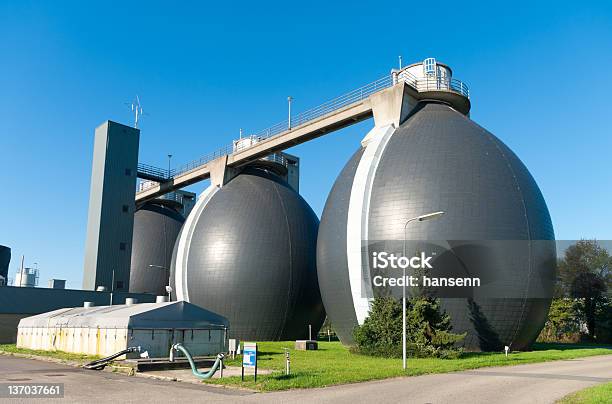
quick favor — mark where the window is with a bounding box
[119,242,127,251]
[122,205,129,213]
[125,168,132,176]
[115,280,124,290]
[423,58,437,76]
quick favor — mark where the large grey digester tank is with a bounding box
[316,59,556,351]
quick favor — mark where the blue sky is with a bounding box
[1,1,611,288]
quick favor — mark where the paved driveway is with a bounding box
[1,354,610,403]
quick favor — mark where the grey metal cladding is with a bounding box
[181,167,324,341]
[0,286,157,314]
[316,149,364,344]
[169,225,182,298]
[0,245,10,280]
[129,202,185,296]
[368,102,554,351]
[318,101,556,351]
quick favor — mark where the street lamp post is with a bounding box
[402,211,445,370]
[109,268,115,306]
[149,264,171,300]
[287,96,293,130]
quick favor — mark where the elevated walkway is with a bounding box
[135,64,470,203]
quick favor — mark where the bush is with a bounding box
[353,296,465,359]
[537,298,581,343]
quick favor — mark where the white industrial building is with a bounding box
[17,300,229,359]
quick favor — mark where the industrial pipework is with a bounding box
[169,343,224,380]
[83,346,142,370]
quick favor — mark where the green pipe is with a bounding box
[170,343,224,380]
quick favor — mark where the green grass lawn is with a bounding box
[0,344,100,363]
[2,342,610,392]
[557,382,612,404]
[207,341,612,391]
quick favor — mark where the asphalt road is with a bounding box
[0,354,610,403]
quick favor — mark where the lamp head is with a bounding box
[416,211,445,221]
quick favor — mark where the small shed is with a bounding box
[17,300,229,359]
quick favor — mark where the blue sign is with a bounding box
[242,342,257,368]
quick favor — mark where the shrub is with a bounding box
[537,298,581,343]
[353,296,465,359]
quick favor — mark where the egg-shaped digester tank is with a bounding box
[317,59,556,351]
[130,200,185,295]
[171,164,325,341]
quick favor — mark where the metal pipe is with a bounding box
[169,343,224,380]
[83,346,141,370]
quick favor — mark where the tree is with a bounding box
[353,296,465,358]
[537,298,581,343]
[353,296,403,358]
[571,272,607,339]
[405,297,466,354]
[557,240,611,340]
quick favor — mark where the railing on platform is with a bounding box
[137,68,470,188]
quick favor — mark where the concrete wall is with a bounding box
[83,121,140,291]
[0,314,26,344]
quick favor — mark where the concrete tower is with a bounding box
[83,121,140,292]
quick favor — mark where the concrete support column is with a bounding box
[369,82,419,128]
[209,155,239,187]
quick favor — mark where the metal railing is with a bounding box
[396,69,470,98]
[415,77,470,97]
[168,75,394,179]
[160,191,196,204]
[170,143,235,177]
[250,75,393,140]
[137,68,470,186]
[260,153,288,167]
[137,163,173,179]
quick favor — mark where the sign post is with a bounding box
[241,342,257,381]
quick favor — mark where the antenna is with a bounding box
[125,95,148,128]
